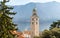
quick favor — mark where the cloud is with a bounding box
[55,0,60,2]
[11,0,60,5]
[30,0,54,3]
[1,0,60,6]
[30,0,60,3]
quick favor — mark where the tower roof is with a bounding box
[33,8,37,12]
[32,8,38,17]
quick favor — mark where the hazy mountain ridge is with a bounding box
[13,1,60,31]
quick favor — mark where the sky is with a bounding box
[0,0,60,31]
[0,0,60,6]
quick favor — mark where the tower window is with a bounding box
[32,22,34,24]
[36,22,38,24]
[36,18,38,20]
[32,18,34,21]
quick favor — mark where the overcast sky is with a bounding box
[0,0,60,5]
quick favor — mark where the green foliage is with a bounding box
[42,30,52,38]
[50,20,60,29]
[42,28,60,38]
[41,20,60,38]
[51,36,56,38]
[34,36,40,38]
[51,28,60,38]
[0,0,17,38]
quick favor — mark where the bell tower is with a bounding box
[31,8,39,38]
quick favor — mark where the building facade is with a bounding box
[31,8,39,38]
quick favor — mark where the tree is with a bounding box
[0,0,17,38]
[51,28,60,38]
[42,30,52,38]
[41,20,60,38]
[51,36,56,38]
[34,36,40,38]
[50,20,60,30]
[42,28,60,38]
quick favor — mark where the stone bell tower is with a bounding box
[31,8,39,38]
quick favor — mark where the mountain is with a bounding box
[12,1,60,31]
